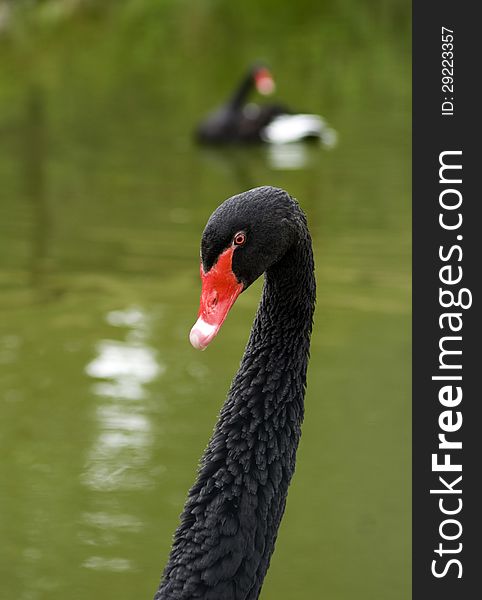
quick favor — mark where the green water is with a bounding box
[0,2,411,599]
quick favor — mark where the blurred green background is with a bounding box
[0,1,411,599]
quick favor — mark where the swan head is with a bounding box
[252,65,276,96]
[190,186,300,350]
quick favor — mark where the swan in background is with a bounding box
[196,64,334,146]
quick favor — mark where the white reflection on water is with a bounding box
[87,340,160,400]
[82,556,133,572]
[82,511,143,533]
[83,307,163,491]
[0,334,22,365]
[81,307,163,570]
[266,143,311,170]
[266,129,338,171]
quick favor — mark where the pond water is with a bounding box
[0,3,410,599]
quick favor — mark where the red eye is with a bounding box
[233,232,246,246]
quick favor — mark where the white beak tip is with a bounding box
[189,319,217,350]
[189,330,204,350]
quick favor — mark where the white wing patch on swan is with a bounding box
[261,114,326,144]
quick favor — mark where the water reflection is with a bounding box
[81,307,163,571]
[22,86,54,300]
[87,340,159,401]
[266,130,338,170]
[83,556,133,573]
[199,131,338,182]
[198,147,257,189]
[82,511,143,533]
[83,307,162,491]
[266,143,312,170]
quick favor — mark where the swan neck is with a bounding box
[238,231,316,397]
[228,71,254,109]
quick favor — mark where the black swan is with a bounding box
[195,65,326,144]
[154,186,316,600]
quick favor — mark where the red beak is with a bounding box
[254,68,276,96]
[189,247,244,350]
